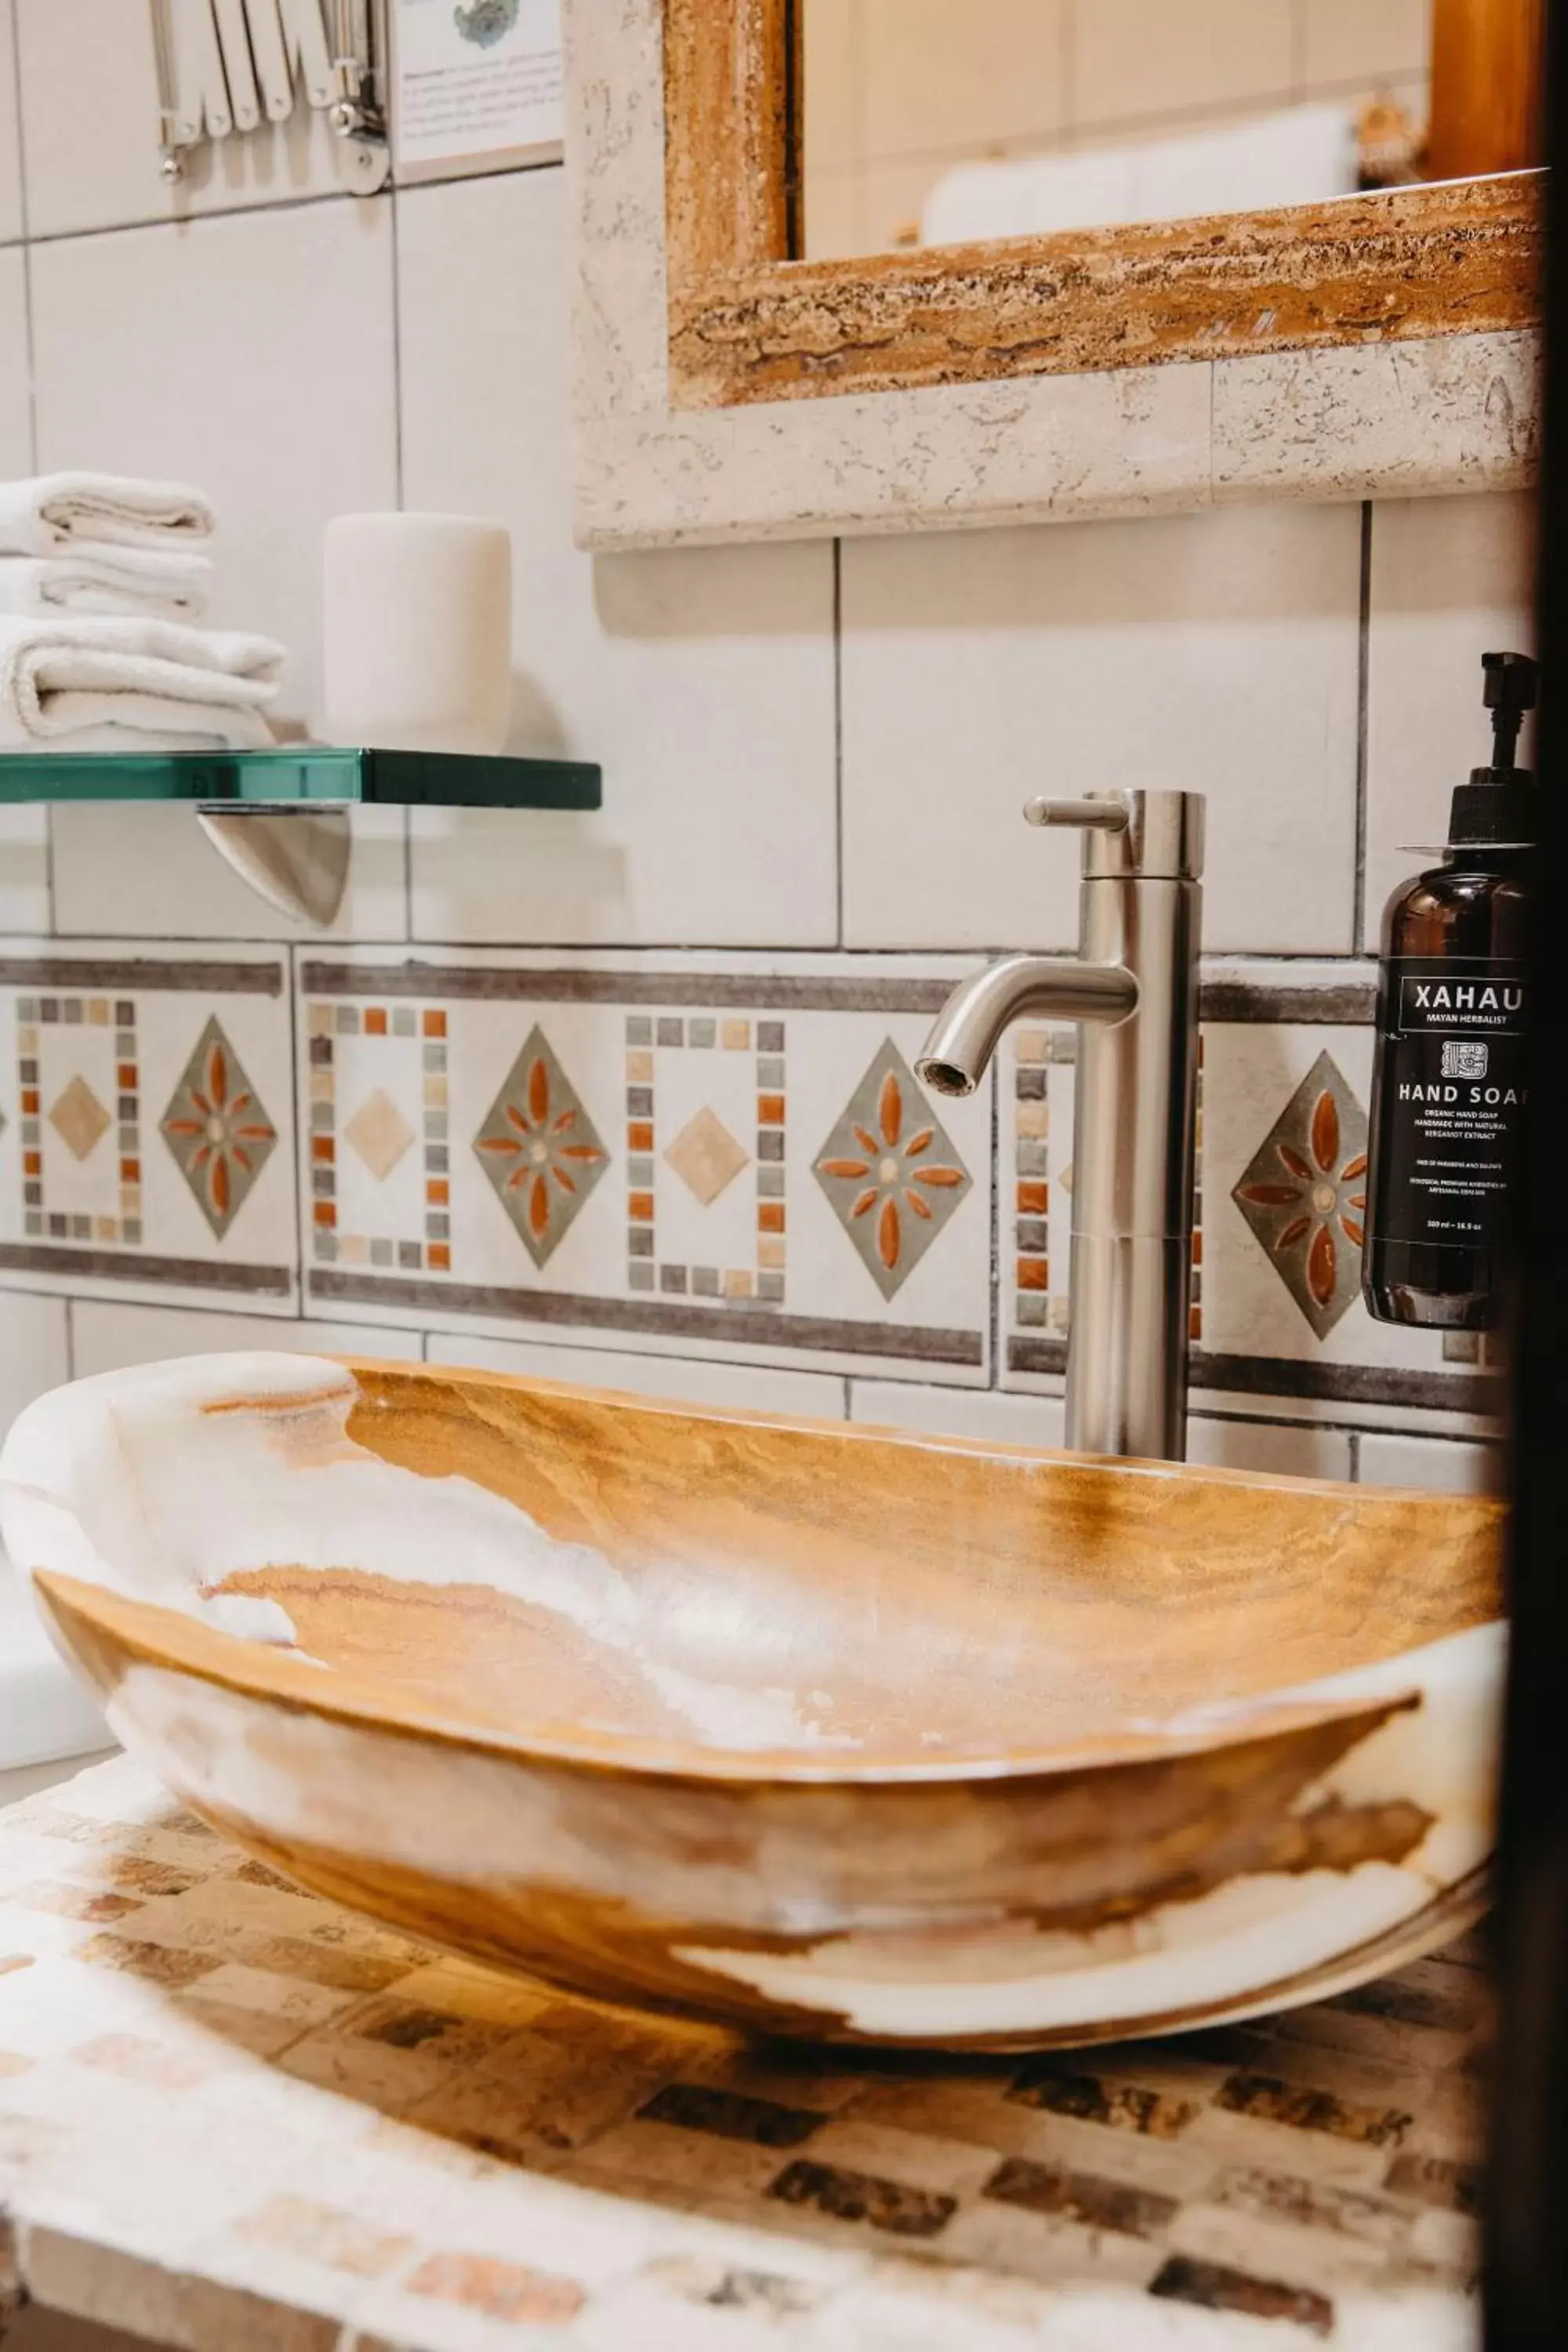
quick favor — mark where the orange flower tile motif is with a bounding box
[1232,1050,1368,1339]
[160,1017,278,1242]
[814,1040,971,1300]
[474,1026,608,1269]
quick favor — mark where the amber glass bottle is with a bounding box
[1363,652,1536,1330]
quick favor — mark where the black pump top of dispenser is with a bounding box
[1448,649,1539,848]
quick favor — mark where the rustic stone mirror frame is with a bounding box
[567,0,1541,550]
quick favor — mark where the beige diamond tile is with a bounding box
[343,1089,417,1185]
[664,1107,750,1209]
[48,1074,111,1163]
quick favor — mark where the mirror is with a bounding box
[803,0,1541,259]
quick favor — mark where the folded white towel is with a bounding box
[0,549,213,623]
[0,473,215,557]
[0,615,283,752]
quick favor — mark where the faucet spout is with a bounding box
[916,955,1138,1098]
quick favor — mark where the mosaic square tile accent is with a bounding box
[161,1017,278,1243]
[813,1041,971,1302]
[1232,1049,1368,1341]
[475,1027,609,1269]
[307,998,452,1274]
[17,989,143,1249]
[629,1007,786,1306]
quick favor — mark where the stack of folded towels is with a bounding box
[0,473,285,753]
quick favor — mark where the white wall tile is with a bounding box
[804,169,865,260]
[29,198,397,730]
[48,805,406,946]
[841,503,1362,954]
[1358,1429,1501,1495]
[396,169,838,949]
[1072,0,1293,129]
[1364,493,1535,944]
[0,0,22,245]
[0,1287,68,1436]
[14,0,376,241]
[1299,0,1432,91]
[29,198,404,940]
[69,1301,424,1381]
[0,249,49,934]
[1187,1414,1353,1481]
[425,1331,847,1420]
[850,1380,1066,1450]
[862,0,1065,160]
[805,0,860,172]
[0,244,27,466]
[847,1386,1353,1479]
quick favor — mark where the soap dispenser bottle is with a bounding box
[1363,649,1537,1330]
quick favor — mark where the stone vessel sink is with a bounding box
[1,1353,1505,2052]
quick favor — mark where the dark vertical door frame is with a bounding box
[1485,10,1568,2343]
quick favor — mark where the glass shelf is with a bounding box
[0,746,602,809]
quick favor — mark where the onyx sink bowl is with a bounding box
[0,1354,1505,2050]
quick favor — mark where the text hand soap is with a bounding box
[1363,650,1536,1331]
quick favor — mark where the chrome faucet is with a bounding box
[917,789,1204,1463]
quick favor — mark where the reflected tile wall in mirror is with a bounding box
[802,0,1501,260]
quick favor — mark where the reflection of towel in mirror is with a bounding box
[0,549,213,623]
[0,472,215,557]
[0,615,283,751]
[923,103,1359,245]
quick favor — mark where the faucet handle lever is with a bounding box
[1025,788,1204,883]
[1024,797,1129,833]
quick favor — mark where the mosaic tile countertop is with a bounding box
[0,1761,1485,2352]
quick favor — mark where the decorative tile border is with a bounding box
[301,962,954,1014]
[1001,963,1483,1420]
[0,945,296,1309]
[311,1271,985,1368]
[296,954,993,1382]
[0,944,1507,1432]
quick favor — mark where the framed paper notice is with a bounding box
[394,0,564,170]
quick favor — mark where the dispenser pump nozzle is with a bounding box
[1482,648,1538,775]
[1447,649,1539,848]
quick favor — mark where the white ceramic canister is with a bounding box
[322,513,512,754]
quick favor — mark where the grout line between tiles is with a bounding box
[1353,500,1374,953]
[285,945,307,1305]
[13,156,564,257]
[389,188,406,512]
[62,1293,74,1382]
[832,537,844,949]
[987,1060,1000,1390]
[8,0,35,481]
[34,930,1383,962]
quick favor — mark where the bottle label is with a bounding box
[1374,958,1526,1252]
